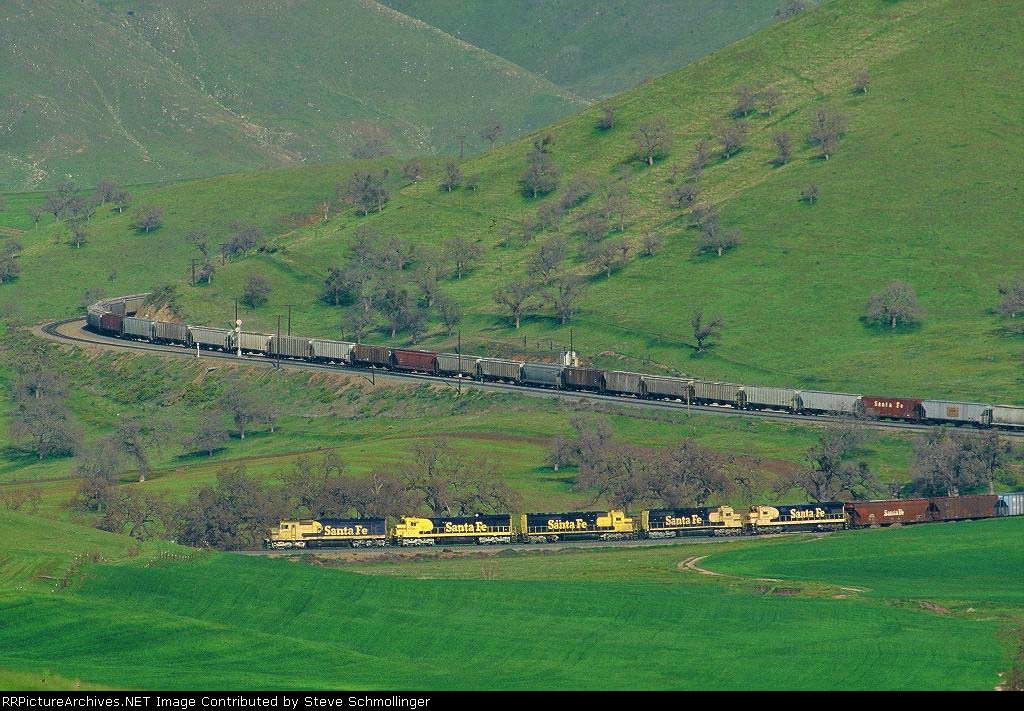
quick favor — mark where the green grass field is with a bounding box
[0,511,1018,690]
[2,0,1020,405]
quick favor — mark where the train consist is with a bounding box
[266,494,1022,548]
[85,294,1024,429]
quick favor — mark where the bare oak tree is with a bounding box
[864,281,924,329]
[691,309,724,351]
[714,119,749,158]
[808,106,848,159]
[494,280,533,329]
[632,116,673,166]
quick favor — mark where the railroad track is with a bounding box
[37,317,1024,439]
[237,531,827,557]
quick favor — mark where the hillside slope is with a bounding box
[0,0,584,188]
[3,0,1022,402]
[383,0,794,98]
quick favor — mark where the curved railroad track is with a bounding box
[37,317,1024,439]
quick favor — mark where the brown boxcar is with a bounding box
[927,494,998,522]
[846,499,931,527]
[860,396,923,420]
[391,349,438,372]
[99,313,124,334]
[351,344,391,368]
[562,367,603,391]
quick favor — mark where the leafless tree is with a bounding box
[787,426,881,501]
[651,440,732,506]
[480,120,503,148]
[592,239,629,278]
[182,420,230,457]
[220,384,271,442]
[559,173,596,210]
[131,205,164,233]
[597,106,616,131]
[910,429,985,496]
[853,69,871,94]
[402,438,518,516]
[808,106,848,159]
[549,274,585,324]
[26,205,43,229]
[100,488,169,541]
[188,229,210,262]
[691,309,724,351]
[575,210,609,246]
[995,277,1024,319]
[9,395,81,459]
[435,295,462,336]
[494,280,533,329]
[698,225,741,258]
[242,274,271,308]
[445,235,484,279]
[112,190,132,213]
[689,139,715,177]
[574,443,653,509]
[667,182,700,210]
[526,235,568,285]
[401,158,424,184]
[67,221,88,249]
[640,232,664,257]
[760,87,782,116]
[632,116,673,166]
[864,281,924,329]
[340,170,389,214]
[198,262,216,285]
[714,119,749,158]
[772,130,794,165]
[800,184,820,204]
[732,84,758,117]
[440,161,462,192]
[534,201,565,232]
[520,146,560,198]
[464,173,481,192]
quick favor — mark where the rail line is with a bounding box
[37,317,1024,439]
[236,531,828,557]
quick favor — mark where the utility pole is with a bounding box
[457,330,462,395]
[286,304,293,335]
[277,315,282,364]
[234,299,238,324]
[234,319,242,358]
[191,259,196,287]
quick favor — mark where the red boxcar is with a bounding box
[99,313,124,334]
[860,396,923,420]
[391,349,438,373]
[846,499,931,527]
[927,495,998,522]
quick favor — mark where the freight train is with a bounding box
[84,294,1024,429]
[265,494,1022,548]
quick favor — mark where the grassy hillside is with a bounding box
[383,0,794,98]
[0,0,584,189]
[3,0,1019,404]
[0,511,1017,689]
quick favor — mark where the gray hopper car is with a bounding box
[602,371,643,396]
[271,335,312,359]
[796,391,861,415]
[521,363,562,388]
[188,326,232,350]
[477,358,522,382]
[121,316,154,340]
[921,399,991,425]
[436,353,480,376]
[154,321,188,343]
[642,376,692,401]
[311,339,355,363]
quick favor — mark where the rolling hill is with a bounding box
[0,0,584,189]
[2,0,1019,404]
[0,0,788,189]
[0,509,1017,689]
[382,0,796,98]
